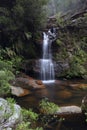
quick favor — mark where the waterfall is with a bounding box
[40,31,55,83]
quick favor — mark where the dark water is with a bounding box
[15,79,87,130]
[16,79,87,109]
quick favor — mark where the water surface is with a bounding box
[16,79,87,109]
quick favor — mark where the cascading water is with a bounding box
[40,30,55,83]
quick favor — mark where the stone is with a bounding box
[12,75,45,90]
[55,106,83,122]
[29,79,45,89]
[54,61,70,77]
[10,86,31,97]
[70,83,87,90]
[0,98,22,130]
[56,106,81,114]
[21,60,40,77]
[13,77,32,89]
[35,80,43,85]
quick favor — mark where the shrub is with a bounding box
[39,98,60,115]
[0,60,15,96]
[16,108,43,130]
[22,108,38,122]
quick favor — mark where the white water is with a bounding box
[40,32,55,83]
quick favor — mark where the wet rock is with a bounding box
[21,60,40,78]
[56,106,83,122]
[12,75,45,90]
[13,77,32,89]
[70,83,87,90]
[35,80,43,85]
[29,79,45,89]
[0,98,22,130]
[57,106,81,114]
[10,86,31,97]
[21,59,70,78]
[57,90,72,99]
[54,61,69,77]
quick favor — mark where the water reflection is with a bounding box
[16,79,87,109]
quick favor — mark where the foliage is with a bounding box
[0,59,15,95]
[16,108,43,130]
[54,14,87,78]
[56,13,66,27]
[16,122,43,130]
[0,59,13,72]
[39,98,60,115]
[39,98,63,128]
[56,39,62,46]
[22,108,38,122]
[16,121,43,130]
[81,97,87,122]
[0,47,23,73]
[6,97,16,104]
[66,50,87,78]
[16,122,30,130]
[85,113,87,122]
[0,0,48,56]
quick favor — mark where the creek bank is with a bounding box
[0,93,87,129]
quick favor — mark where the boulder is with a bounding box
[12,75,45,90]
[28,79,45,89]
[10,86,31,97]
[0,98,22,130]
[56,106,81,114]
[35,80,43,85]
[56,106,83,122]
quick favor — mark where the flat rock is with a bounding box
[56,105,84,122]
[70,83,87,90]
[10,86,31,97]
[12,76,45,90]
[57,106,81,114]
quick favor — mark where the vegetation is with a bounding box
[39,98,60,115]
[22,108,38,122]
[54,12,87,78]
[0,0,48,95]
[0,60,15,95]
[0,0,48,57]
[0,0,87,129]
[16,108,43,130]
[39,98,61,128]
